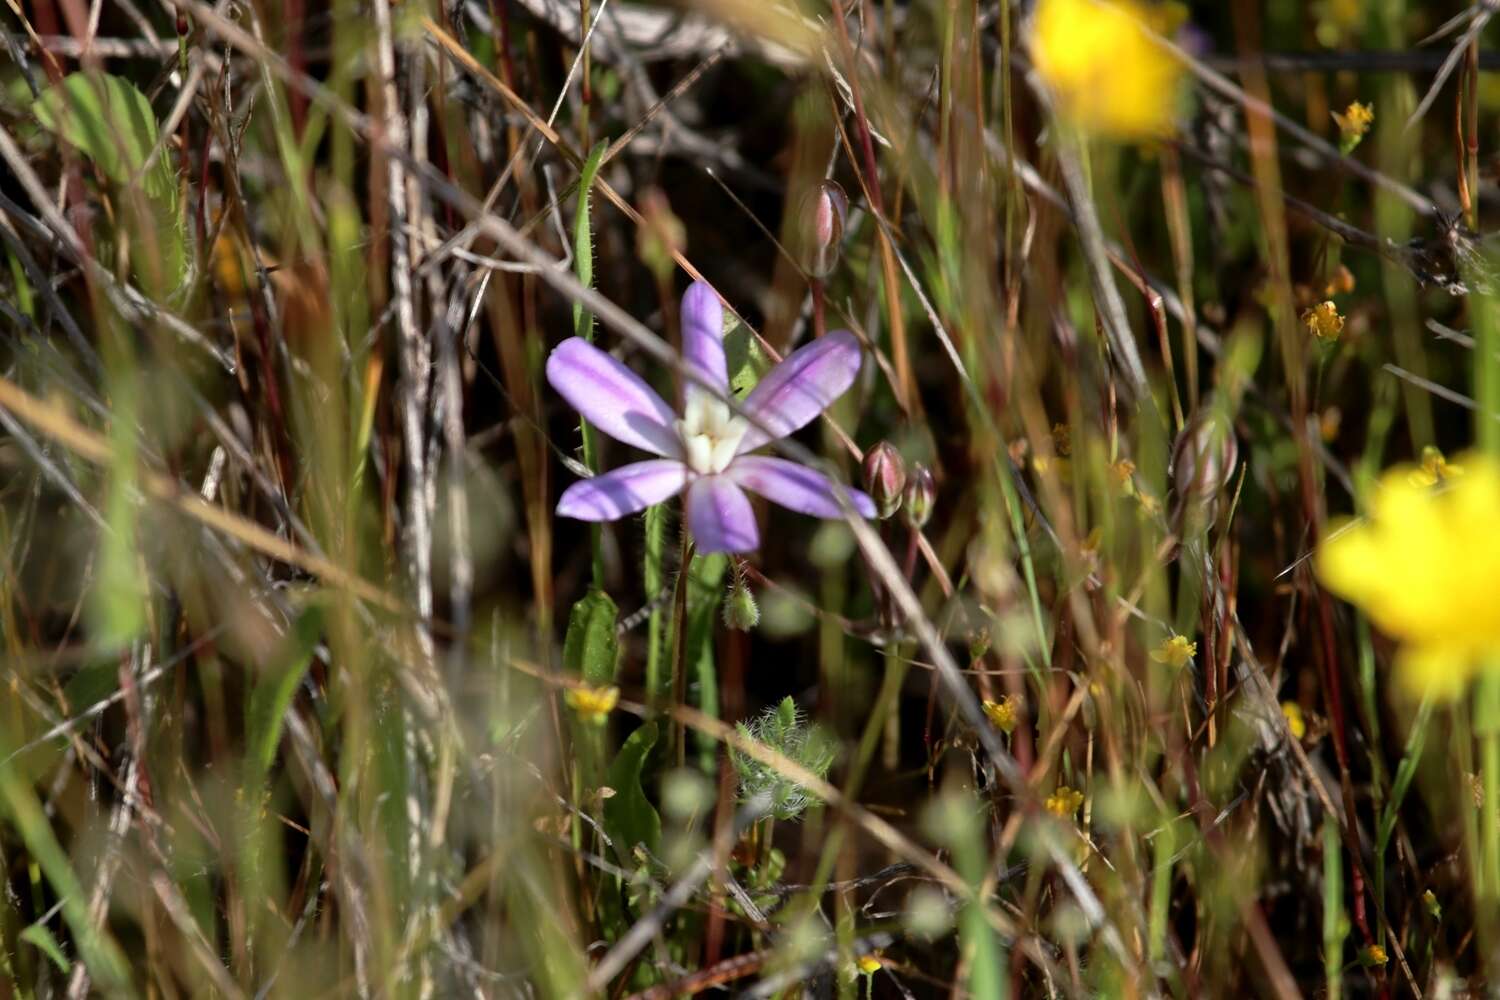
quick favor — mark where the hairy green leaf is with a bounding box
[562,587,619,686]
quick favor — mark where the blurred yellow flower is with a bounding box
[1046,785,1086,817]
[1360,943,1389,967]
[1333,101,1374,153]
[1301,300,1344,341]
[1033,454,1072,483]
[1280,701,1306,740]
[1317,454,1500,698]
[983,694,1023,735]
[1324,264,1356,297]
[1407,445,1463,487]
[1029,0,1184,139]
[565,683,620,724]
[1111,458,1137,495]
[1150,634,1197,668]
[856,953,884,974]
[1320,407,1343,443]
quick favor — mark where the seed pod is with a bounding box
[904,463,935,530]
[862,441,907,519]
[722,581,760,631]
[802,180,848,278]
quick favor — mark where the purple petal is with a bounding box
[728,456,876,519]
[680,281,728,402]
[685,475,759,553]
[546,338,682,458]
[736,330,862,454]
[557,460,688,521]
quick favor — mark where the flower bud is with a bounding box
[1170,411,1237,505]
[802,180,848,278]
[722,581,760,631]
[636,187,686,283]
[862,441,906,519]
[903,463,935,530]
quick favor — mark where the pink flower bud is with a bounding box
[1169,411,1238,532]
[1170,412,1238,502]
[903,463,935,530]
[803,180,848,279]
[862,441,907,519]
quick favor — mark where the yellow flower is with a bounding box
[1033,454,1072,483]
[1407,445,1463,487]
[1320,407,1343,443]
[1150,634,1197,668]
[1280,701,1306,741]
[1046,785,1086,817]
[1111,458,1137,495]
[983,695,1023,735]
[564,683,620,724]
[1029,0,1184,139]
[856,953,884,975]
[1317,454,1500,699]
[1301,300,1344,341]
[1360,944,1388,968]
[1333,101,1374,153]
[1324,264,1356,297]
[1136,490,1161,517]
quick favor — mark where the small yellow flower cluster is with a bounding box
[1360,944,1389,968]
[1333,101,1374,154]
[564,683,620,725]
[1317,453,1500,698]
[982,694,1023,735]
[1150,634,1197,668]
[1030,0,1185,139]
[1111,458,1136,496]
[1301,300,1345,341]
[856,953,884,975]
[1046,785,1086,817]
[1280,701,1307,741]
[1407,445,1462,487]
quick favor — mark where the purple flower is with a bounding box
[546,281,876,553]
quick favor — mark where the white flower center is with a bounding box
[677,395,749,475]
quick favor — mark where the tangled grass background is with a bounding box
[2,0,1499,996]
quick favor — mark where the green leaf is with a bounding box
[245,605,324,784]
[603,722,661,858]
[571,140,608,342]
[32,72,185,297]
[725,319,770,397]
[89,375,144,647]
[33,73,168,195]
[20,922,71,974]
[562,587,619,686]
